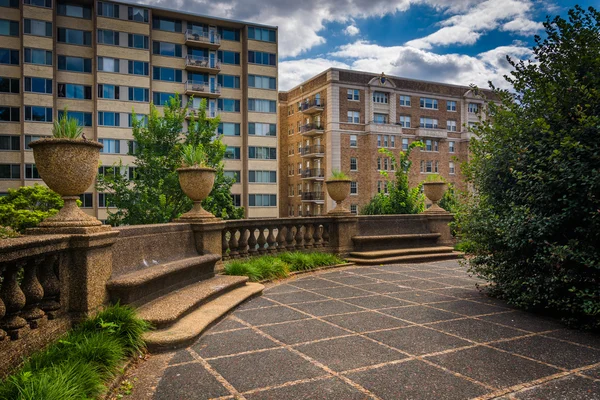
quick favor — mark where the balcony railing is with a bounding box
[188,107,220,119]
[301,145,325,156]
[301,168,325,179]
[300,123,324,134]
[301,192,325,201]
[185,81,221,95]
[184,29,221,46]
[301,100,324,114]
[185,55,221,71]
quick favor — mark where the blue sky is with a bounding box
[142,0,599,90]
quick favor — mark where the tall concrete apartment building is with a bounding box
[279,68,490,217]
[0,0,279,220]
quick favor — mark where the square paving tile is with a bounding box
[427,346,560,388]
[429,318,526,343]
[289,299,364,317]
[323,311,412,333]
[545,329,600,350]
[168,349,195,365]
[367,326,472,356]
[208,318,247,333]
[346,359,489,399]
[430,300,508,317]
[344,267,385,275]
[208,348,326,392]
[289,278,341,290]
[244,377,368,400]
[381,305,461,324]
[236,297,278,310]
[430,277,479,287]
[352,282,413,294]
[427,260,462,268]
[398,279,450,290]
[264,284,304,294]
[401,270,445,279]
[258,318,350,345]
[364,272,414,282]
[429,287,483,299]
[155,363,230,399]
[311,286,374,299]
[582,365,600,380]
[341,294,412,310]
[512,375,600,399]
[479,311,565,333]
[491,335,600,369]
[323,275,379,286]
[264,290,329,305]
[295,335,407,372]
[192,328,280,358]
[234,306,309,326]
[387,290,456,304]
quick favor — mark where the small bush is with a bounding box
[0,185,64,233]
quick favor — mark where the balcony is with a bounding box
[416,127,448,139]
[301,145,325,158]
[301,100,324,115]
[186,108,220,119]
[301,192,325,202]
[185,55,221,73]
[367,121,403,135]
[300,123,324,136]
[301,168,325,180]
[185,81,221,98]
[184,30,221,49]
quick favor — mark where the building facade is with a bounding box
[0,0,279,221]
[279,68,490,217]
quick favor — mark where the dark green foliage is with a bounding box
[0,184,63,233]
[96,97,243,225]
[439,184,461,214]
[457,6,600,329]
[361,142,425,215]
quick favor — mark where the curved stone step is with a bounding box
[346,251,463,266]
[352,233,442,251]
[143,282,264,352]
[352,233,441,243]
[349,246,454,259]
[137,275,248,329]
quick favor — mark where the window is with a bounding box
[99,138,120,153]
[25,164,40,179]
[128,141,138,155]
[248,123,276,136]
[350,204,357,214]
[25,106,52,122]
[219,74,241,89]
[391,135,395,148]
[152,92,179,106]
[152,16,182,32]
[248,75,275,90]
[0,135,19,150]
[377,181,382,193]
[249,170,276,183]
[249,147,276,160]
[57,1,91,18]
[0,48,18,65]
[232,194,241,207]
[350,135,357,147]
[25,48,51,65]
[347,89,359,101]
[383,135,389,147]
[217,27,240,41]
[98,111,120,127]
[468,121,477,131]
[218,98,240,112]
[0,0,19,8]
[128,87,149,102]
[97,84,119,99]
[420,160,434,173]
[98,166,119,177]
[402,138,409,151]
[128,113,147,128]
[188,72,207,84]
[224,170,240,183]
[218,122,240,136]
[97,29,119,45]
[217,50,240,65]
[424,139,439,152]
[0,107,19,122]
[0,19,18,36]
[447,100,457,112]
[420,97,438,109]
[248,51,276,66]
[0,164,20,179]
[24,135,44,148]
[449,141,455,153]
[152,41,181,57]
[58,83,92,99]
[0,77,19,93]
[224,146,240,160]
[399,95,411,107]
[374,113,388,124]
[468,103,479,113]
[447,120,457,132]
[248,99,276,113]
[152,66,180,82]
[97,1,119,18]
[297,163,302,174]
[377,158,382,170]
[57,28,92,46]
[350,181,357,195]
[420,117,438,129]
[350,157,357,171]
[98,56,119,72]
[128,6,148,22]
[128,34,149,49]
[398,115,411,128]
[24,0,52,6]
[128,60,149,76]
[372,91,388,104]
[449,161,455,175]
[58,110,91,126]
[248,194,276,207]
[377,135,381,147]
[383,158,389,170]
[24,19,52,37]
[248,26,276,42]
[58,55,92,73]
[79,193,93,208]
[347,111,360,123]
[98,193,114,208]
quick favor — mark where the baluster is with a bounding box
[21,258,46,329]
[276,226,286,252]
[285,225,296,251]
[304,224,313,249]
[228,229,239,258]
[257,227,267,255]
[295,224,304,250]
[239,228,250,258]
[0,261,28,340]
[313,224,323,248]
[322,224,330,247]
[39,254,61,320]
[267,227,277,254]
[222,230,230,261]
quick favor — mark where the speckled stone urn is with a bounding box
[423,182,448,213]
[326,179,352,215]
[28,138,109,233]
[175,166,218,222]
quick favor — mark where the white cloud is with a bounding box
[502,18,544,35]
[344,25,360,36]
[279,58,350,90]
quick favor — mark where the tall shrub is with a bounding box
[0,184,63,233]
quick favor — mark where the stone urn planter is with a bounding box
[326,179,352,215]
[423,181,448,213]
[28,139,108,232]
[176,166,218,222]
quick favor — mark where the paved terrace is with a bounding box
[126,260,600,400]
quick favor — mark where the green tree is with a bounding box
[361,141,425,215]
[96,97,243,225]
[439,183,461,213]
[457,6,600,328]
[0,184,63,233]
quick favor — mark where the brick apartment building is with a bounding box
[279,68,491,217]
[0,0,279,220]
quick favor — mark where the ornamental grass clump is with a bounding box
[181,144,208,168]
[51,109,83,139]
[328,170,350,180]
